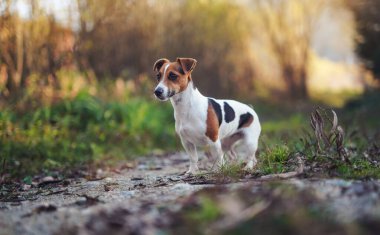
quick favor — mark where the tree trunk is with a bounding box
[283,65,308,100]
[298,67,308,99]
[283,65,298,99]
[15,16,24,89]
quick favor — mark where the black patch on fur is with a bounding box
[238,112,253,129]
[209,98,222,126]
[223,102,235,123]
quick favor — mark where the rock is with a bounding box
[42,176,55,182]
[21,184,31,191]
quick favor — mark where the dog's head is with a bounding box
[153,57,197,101]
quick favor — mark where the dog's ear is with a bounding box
[176,58,197,74]
[153,58,170,72]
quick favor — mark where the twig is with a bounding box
[259,157,304,180]
[42,188,68,196]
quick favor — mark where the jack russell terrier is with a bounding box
[153,58,261,175]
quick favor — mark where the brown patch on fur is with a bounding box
[161,62,190,93]
[176,58,197,74]
[205,102,219,142]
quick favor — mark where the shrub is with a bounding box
[0,92,178,178]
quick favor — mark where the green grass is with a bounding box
[1,87,379,180]
[0,91,178,178]
[258,145,291,175]
[261,114,308,133]
[217,160,245,179]
[336,159,380,179]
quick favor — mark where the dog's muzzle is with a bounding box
[154,86,176,100]
[154,87,164,98]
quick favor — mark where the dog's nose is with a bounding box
[154,87,164,97]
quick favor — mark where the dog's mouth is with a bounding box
[168,90,176,98]
[155,90,176,101]
[155,95,167,101]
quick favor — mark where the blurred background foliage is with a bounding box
[0,0,379,177]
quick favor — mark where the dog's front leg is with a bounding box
[181,139,199,175]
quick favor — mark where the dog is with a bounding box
[153,58,261,175]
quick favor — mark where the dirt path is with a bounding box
[0,152,213,235]
[1,152,380,235]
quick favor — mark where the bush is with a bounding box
[0,92,178,177]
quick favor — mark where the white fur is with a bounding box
[163,63,170,78]
[155,64,171,100]
[167,81,261,175]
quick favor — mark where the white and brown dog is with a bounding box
[153,58,261,175]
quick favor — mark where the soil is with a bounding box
[1,152,380,235]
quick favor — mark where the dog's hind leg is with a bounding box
[225,149,237,162]
[222,132,244,162]
[209,140,224,170]
[241,126,260,171]
[244,143,258,170]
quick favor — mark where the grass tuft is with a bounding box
[258,145,291,175]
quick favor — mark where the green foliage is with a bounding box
[335,159,380,179]
[259,145,291,174]
[256,102,380,179]
[0,92,177,177]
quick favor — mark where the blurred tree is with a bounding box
[348,0,380,79]
[1,0,345,101]
[76,0,159,78]
[75,0,255,98]
[251,0,325,99]
[0,0,24,94]
[0,0,74,97]
[158,0,255,97]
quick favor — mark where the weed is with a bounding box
[258,145,291,175]
[217,160,245,179]
[310,108,348,162]
[289,107,380,179]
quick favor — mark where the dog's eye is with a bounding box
[168,72,178,81]
[156,73,161,81]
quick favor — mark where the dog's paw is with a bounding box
[243,160,257,172]
[185,170,199,176]
[185,166,199,176]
